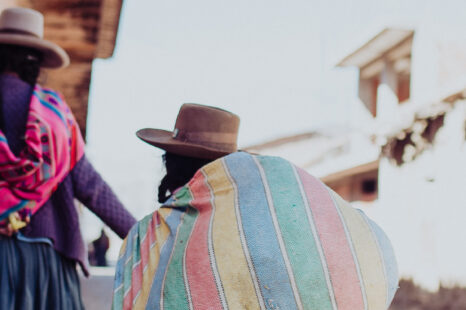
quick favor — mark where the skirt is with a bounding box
[0,235,85,310]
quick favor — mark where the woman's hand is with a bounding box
[0,213,30,236]
[0,223,14,236]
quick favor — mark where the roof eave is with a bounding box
[336,28,414,68]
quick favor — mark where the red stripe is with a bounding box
[149,211,160,248]
[297,168,365,310]
[70,125,78,168]
[131,219,153,300]
[141,213,157,270]
[185,172,223,309]
[123,284,132,309]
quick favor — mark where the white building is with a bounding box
[247,27,466,290]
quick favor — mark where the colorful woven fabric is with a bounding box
[0,85,85,224]
[113,152,398,310]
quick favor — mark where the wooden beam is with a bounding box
[321,160,379,183]
[3,0,123,138]
[337,29,413,68]
[95,0,123,58]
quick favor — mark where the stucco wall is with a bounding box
[362,100,466,289]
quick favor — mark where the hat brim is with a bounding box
[136,128,232,160]
[0,33,70,69]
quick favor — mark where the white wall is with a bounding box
[357,10,466,289]
[362,100,466,289]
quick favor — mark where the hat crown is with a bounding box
[173,103,240,151]
[136,103,240,160]
[0,7,44,38]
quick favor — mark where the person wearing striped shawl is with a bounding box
[113,104,398,310]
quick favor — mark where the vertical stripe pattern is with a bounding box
[146,208,184,310]
[112,152,398,310]
[225,153,300,310]
[258,158,336,310]
[296,167,366,309]
[184,170,224,309]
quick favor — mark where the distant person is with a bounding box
[89,229,110,267]
[112,104,398,309]
[0,7,136,309]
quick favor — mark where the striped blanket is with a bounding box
[113,152,398,310]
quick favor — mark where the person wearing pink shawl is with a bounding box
[0,7,136,309]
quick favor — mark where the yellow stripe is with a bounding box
[134,208,173,309]
[330,191,387,309]
[118,237,128,259]
[203,160,261,309]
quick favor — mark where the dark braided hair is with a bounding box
[158,152,213,203]
[0,44,43,86]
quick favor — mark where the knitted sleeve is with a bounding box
[71,155,137,239]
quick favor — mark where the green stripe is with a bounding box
[132,215,154,275]
[162,192,198,309]
[257,157,334,310]
[138,216,150,241]
[112,272,125,310]
[112,288,123,310]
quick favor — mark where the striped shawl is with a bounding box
[113,152,398,310]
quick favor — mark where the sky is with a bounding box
[81,0,466,268]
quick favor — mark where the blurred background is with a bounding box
[2,0,466,308]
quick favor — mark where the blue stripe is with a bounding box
[224,152,299,310]
[146,208,184,310]
[0,136,7,143]
[40,89,62,102]
[16,232,53,245]
[113,221,139,289]
[33,91,67,125]
[0,200,29,221]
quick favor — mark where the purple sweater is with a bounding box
[0,74,136,276]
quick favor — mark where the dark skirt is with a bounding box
[0,236,85,310]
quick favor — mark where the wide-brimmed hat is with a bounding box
[0,7,69,69]
[137,104,240,160]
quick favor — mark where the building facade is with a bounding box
[248,26,466,289]
[0,0,124,137]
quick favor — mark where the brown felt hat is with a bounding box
[0,7,70,69]
[137,104,240,159]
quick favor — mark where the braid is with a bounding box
[157,152,212,203]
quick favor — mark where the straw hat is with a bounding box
[0,7,69,68]
[137,104,240,159]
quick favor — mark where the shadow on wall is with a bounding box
[390,279,466,310]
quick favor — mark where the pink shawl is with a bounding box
[0,85,85,226]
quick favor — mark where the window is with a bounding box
[356,34,413,116]
[362,179,377,194]
[324,165,379,203]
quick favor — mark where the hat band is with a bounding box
[174,129,237,146]
[0,28,39,38]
